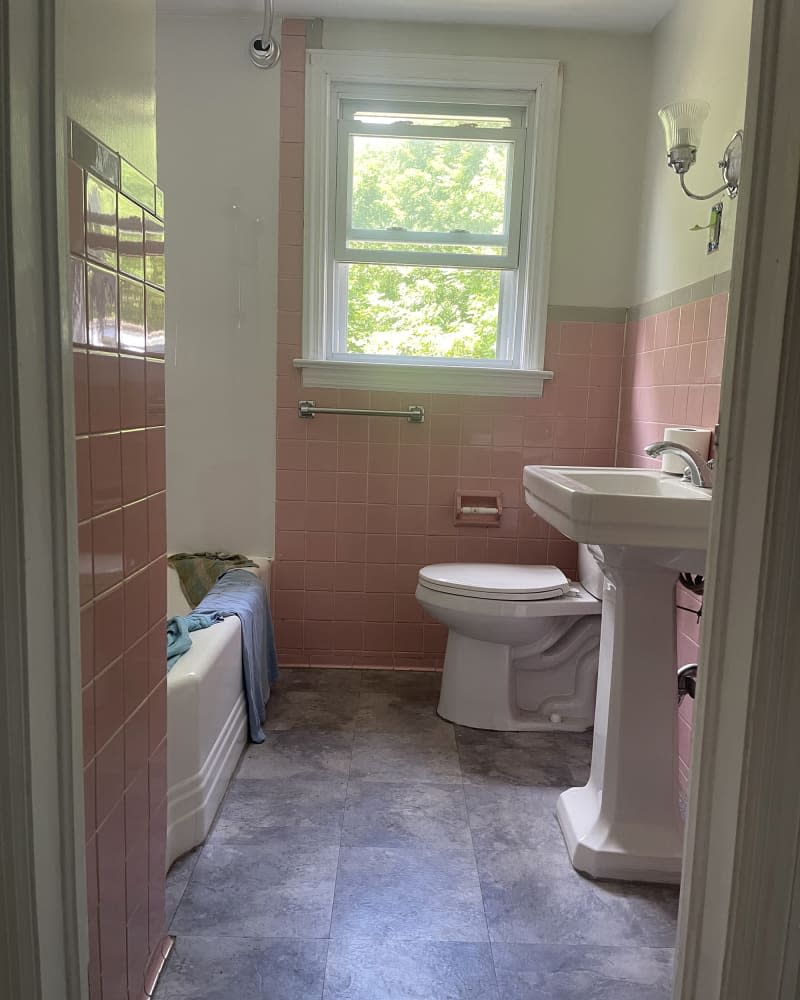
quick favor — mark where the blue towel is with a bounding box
[193,569,280,743]
[167,612,223,670]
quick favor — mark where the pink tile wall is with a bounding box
[616,292,728,467]
[273,23,624,669]
[617,294,727,797]
[70,156,169,1000]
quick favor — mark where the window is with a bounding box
[299,52,562,396]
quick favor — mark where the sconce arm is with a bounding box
[679,173,731,202]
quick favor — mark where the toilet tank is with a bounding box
[578,544,606,600]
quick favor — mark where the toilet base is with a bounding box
[436,619,601,732]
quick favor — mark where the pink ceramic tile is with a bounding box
[94,657,125,750]
[678,303,695,345]
[278,439,307,471]
[122,501,148,577]
[336,532,366,562]
[95,731,125,829]
[592,323,625,356]
[686,385,704,425]
[280,31,306,71]
[709,293,728,340]
[86,265,118,351]
[337,473,368,503]
[146,428,166,494]
[90,432,122,515]
[81,604,95,686]
[587,387,620,419]
[75,438,92,521]
[589,356,622,387]
[88,352,120,433]
[559,322,593,354]
[145,287,165,356]
[276,530,305,561]
[701,384,721,427]
[125,707,149,790]
[306,531,335,561]
[334,562,366,592]
[279,210,304,245]
[119,356,146,430]
[93,510,124,595]
[121,430,148,505]
[147,557,167,627]
[119,277,146,354]
[304,590,334,620]
[336,503,367,533]
[148,492,167,562]
[123,635,149,718]
[123,569,149,649]
[705,338,725,383]
[148,684,167,756]
[83,682,95,764]
[277,469,308,501]
[688,342,708,384]
[692,297,711,342]
[74,350,90,436]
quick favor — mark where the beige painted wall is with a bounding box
[320,19,652,309]
[157,14,279,557]
[64,0,157,178]
[632,0,752,303]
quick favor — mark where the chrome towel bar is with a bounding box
[298,400,425,423]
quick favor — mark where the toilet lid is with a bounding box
[418,564,571,601]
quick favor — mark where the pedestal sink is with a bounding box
[523,466,713,884]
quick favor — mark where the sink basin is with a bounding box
[523,466,711,553]
[522,465,715,884]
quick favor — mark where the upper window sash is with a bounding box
[334,118,527,270]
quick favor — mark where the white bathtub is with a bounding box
[165,557,271,869]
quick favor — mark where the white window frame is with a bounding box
[298,50,563,397]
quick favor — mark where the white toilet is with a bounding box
[416,545,605,732]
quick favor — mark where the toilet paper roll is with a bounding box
[661,427,713,475]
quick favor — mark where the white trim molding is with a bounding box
[294,357,552,396]
[675,0,800,996]
[302,48,562,395]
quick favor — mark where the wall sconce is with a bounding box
[658,100,743,201]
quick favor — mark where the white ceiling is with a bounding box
[157,0,674,34]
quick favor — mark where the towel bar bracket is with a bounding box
[298,400,425,423]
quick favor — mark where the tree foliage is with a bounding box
[346,135,509,359]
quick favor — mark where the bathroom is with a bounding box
[12,0,797,996]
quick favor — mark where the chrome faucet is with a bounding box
[644,441,715,488]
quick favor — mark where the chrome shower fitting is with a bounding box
[250,0,280,69]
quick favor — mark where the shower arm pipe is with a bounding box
[260,0,275,51]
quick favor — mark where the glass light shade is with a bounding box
[657,100,710,155]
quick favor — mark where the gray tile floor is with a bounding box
[158,669,677,999]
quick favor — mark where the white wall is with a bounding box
[633,0,752,302]
[157,14,280,556]
[320,19,652,309]
[65,0,157,178]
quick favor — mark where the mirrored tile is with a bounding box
[209,778,346,849]
[157,936,328,1000]
[491,943,674,1000]
[121,158,156,214]
[85,174,117,268]
[71,256,87,345]
[350,729,461,784]
[330,846,487,943]
[237,730,353,781]
[342,781,471,850]
[68,162,85,256]
[119,277,146,355]
[324,939,499,1000]
[172,842,339,940]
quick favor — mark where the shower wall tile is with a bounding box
[69,139,169,1000]
[272,29,624,670]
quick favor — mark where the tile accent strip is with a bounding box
[627,271,731,322]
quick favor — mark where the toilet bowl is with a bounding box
[416,545,604,731]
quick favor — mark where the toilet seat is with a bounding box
[418,563,571,602]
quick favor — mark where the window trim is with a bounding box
[299,50,563,397]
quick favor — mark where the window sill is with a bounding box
[293,358,552,397]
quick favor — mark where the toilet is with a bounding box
[416,545,605,732]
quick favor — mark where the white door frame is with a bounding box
[0,0,86,997]
[1,0,799,997]
[674,0,800,995]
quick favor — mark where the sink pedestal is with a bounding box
[557,546,685,884]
